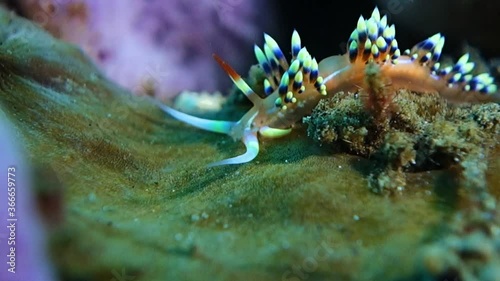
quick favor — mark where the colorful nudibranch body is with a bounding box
[159,7,499,167]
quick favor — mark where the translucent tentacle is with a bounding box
[207,130,259,167]
[158,103,235,134]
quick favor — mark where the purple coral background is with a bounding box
[86,0,267,97]
[19,0,272,99]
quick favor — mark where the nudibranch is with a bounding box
[159,7,499,167]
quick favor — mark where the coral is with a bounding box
[15,0,270,98]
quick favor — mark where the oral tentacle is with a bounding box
[159,103,235,134]
[206,130,259,167]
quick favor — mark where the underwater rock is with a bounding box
[15,0,271,98]
[0,5,499,281]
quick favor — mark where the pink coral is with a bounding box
[17,0,271,98]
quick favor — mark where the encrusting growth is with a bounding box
[159,7,499,167]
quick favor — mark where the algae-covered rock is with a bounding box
[0,7,499,281]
